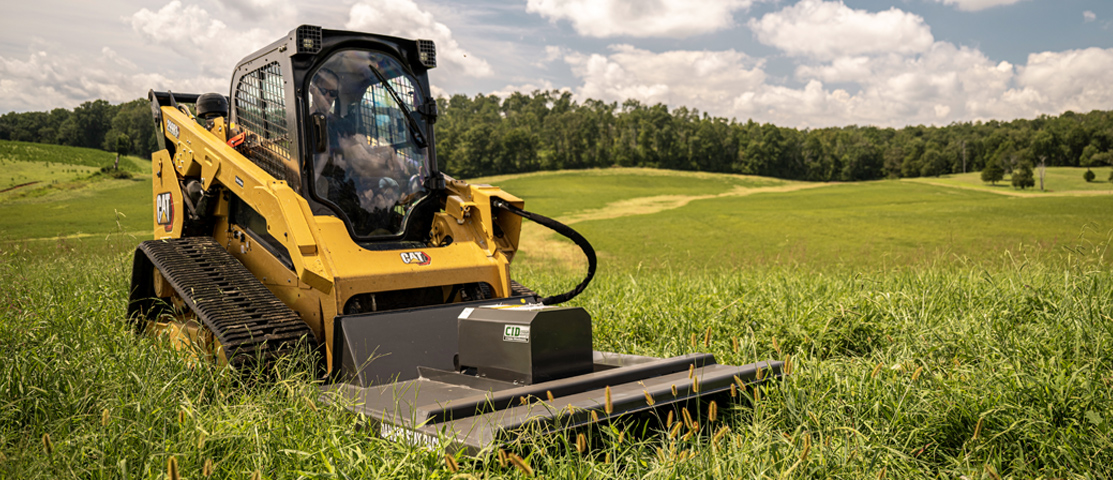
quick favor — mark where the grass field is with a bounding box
[0,140,152,241]
[2,147,1112,478]
[906,166,1113,195]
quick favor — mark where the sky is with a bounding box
[2,0,1112,129]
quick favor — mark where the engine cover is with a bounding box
[458,305,593,384]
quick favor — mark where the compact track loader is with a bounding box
[128,25,781,453]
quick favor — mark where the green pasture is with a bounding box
[2,148,1112,478]
[474,168,787,216]
[0,160,99,192]
[907,166,1113,194]
[1,238,1111,478]
[0,140,152,241]
[570,181,1113,270]
[0,140,147,174]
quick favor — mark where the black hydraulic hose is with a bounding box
[492,199,596,305]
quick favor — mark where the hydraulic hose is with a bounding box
[492,198,596,305]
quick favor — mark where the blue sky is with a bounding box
[2,0,1111,128]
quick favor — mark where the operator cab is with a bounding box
[307,50,431,238]
[228,26,440,246]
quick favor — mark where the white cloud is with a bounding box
[1012,48,1113,113]
[346,0,492,78]
[794,43,1014,119]
[526,0,758,38]
[748,0,934,61]
[0,47,221,112]
[1084,11,1096,22]
[930,0,1027,12]
[214,0,297,23]
[128,1,281,77]
[488,80,568,98]
[556,37,1113,129]
[562,45,766,114]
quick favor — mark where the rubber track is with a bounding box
[509,280,539,299]
[138,237,313,366]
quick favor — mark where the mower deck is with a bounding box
[325,351,781,453]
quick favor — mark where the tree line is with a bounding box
[4,92,1112,183]
[436,91,1113,182]
[0,99,159,161]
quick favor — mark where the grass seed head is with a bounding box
[618,431,625,444]
[708,400,718,422]
[772,336,781,356]
[178,408,186,424]
[688,364,694,379]
[731,336,739,353]
[692,375,700,393]
[871,362,883,378]
[197,432,206,449]
[801,434,811,461]
[591,410,599,423]
[605,385,613,415]
[666,410,674,427]
[576,433,586,453]
[756,366,764,380]
[669,421,682,439]
[911,366,923,381]
[444,453,459,473]
[42,433,52,455]
[730,383,737,398]
[712,425,730,445]
[973,417,984,440]
[546,390,555,402]
[703,326,711,347]
[202,458,214,477]
[690,333,697,348]
[671,384,678,396]
[101,408,110,426]
[167,456,180,480]
[644,390,655,406]
[306,396,318,413]
[508,453,533,477]
[682,407,694,430]
[785,354,793,375]
[497,449,508,468]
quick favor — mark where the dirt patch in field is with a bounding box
[556,182,833,225]
[518,182,835,269]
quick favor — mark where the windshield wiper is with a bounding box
[367,64,428,149]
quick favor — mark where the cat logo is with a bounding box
[400,251,431,266]
[156,192,173,231]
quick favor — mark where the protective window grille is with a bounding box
[234,62,293,185]
[357,77,417,162]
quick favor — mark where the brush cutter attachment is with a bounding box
[326,302,782,453]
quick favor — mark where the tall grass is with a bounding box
[2,235,1110,478]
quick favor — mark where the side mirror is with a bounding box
[310,113,328,153]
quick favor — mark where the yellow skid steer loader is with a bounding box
[128,25,780,453]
